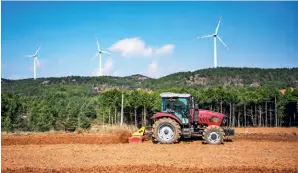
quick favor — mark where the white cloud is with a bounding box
[109,37,174,57]
[155,44,175,55]
[109,37,153,57]
[148,60,158,76]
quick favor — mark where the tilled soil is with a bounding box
[2,127,298,146]
[235,127,298,134]
[2,141,298,172]
[2,128,298,173]
[232,133,298,142]
[2,165,298,173]
[1,131,131,146]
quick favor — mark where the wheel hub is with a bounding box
[207,132,220,144]
[158,125,174,142]
[211,134,217,140]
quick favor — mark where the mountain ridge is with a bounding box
[2,67,298,94]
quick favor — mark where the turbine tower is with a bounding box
[198,16,228,68]
[94,37,111,76]
[25,45,41,80]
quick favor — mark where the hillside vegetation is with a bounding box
[1,67,298,132]
[2,67,298,95]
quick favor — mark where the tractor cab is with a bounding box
[160,92,194,125]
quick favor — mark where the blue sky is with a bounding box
[1,1,298,79]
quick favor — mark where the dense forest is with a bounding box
[1,67,298,132]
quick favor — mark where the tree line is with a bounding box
[2,86,298,132]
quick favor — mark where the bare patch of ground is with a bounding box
[234,127,298,134]
[2,141,298,172]
[2,128,298,173]
[2,165,297,173]
[1,131,131,146]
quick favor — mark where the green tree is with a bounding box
[2,116,13,132]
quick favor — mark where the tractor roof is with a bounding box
[160,92,192,98]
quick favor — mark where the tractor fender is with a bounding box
[151,112,182,125]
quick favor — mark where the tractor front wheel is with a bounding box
[203,125,224,145]
[152,118,181,144]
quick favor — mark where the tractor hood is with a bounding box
[199,109,225,119]
[198,109,225,125]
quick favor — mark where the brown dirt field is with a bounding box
[2,127,298,146]
[2,141,298,173]
[2,128,298,173]
[2,165,297,173]
[1,131,131,146]
[232,133,298,142]
[234,127,298,134]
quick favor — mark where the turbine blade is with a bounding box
[95,37,100,51]
[35,57,40,67]
[92,52,99,60]
[34,45,42,56]
[101,50,111,55]
[25,55,34,58]
[217,36,228,50]
[198,34,213,39]
[215,16,222,35]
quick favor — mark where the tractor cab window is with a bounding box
[161,97,189,123]
[161,98,173,112]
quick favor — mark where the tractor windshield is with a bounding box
[161,97,189,124]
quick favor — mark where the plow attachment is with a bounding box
[129,126,152,143]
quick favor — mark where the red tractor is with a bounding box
[130,92,234,144]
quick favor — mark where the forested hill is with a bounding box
[2,67,298,132]
[2,67,298,95]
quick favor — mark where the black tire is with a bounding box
[152,118,181,144]
[203,125,224,145]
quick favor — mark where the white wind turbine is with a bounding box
[25,45,41,80]
[198,16,228,68]
[94,37,111,76]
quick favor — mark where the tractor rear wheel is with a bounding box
[203,125,224,145]
[152,117,181,144]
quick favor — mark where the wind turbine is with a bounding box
[94,37,111,76]
[198,16,228,68]
[25,45,41,80]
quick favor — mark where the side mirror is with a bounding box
[195,103,199,110]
